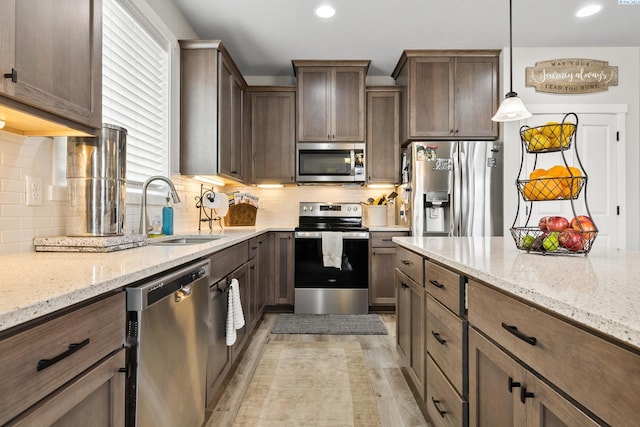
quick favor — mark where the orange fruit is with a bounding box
[529,168,547,180]
[522,182,536,200]
[546,165,571,178]
[567,166,581,176]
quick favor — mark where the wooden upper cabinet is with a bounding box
[366,87,400,183]
[392,51,499,142]
[218,53,244,182]
[293,60,369,142]
[455,56,499,139]
[0,0,102,134]
[179,40,247,183]
[248,87,296,184]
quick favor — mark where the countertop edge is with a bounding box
[0,228,280,333]
[393,237,640,351]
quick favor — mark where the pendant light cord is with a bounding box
[508,0,514,95]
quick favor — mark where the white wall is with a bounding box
[500,47,640,250]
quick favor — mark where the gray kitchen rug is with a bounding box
[271,313,388,335]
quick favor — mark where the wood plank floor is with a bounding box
[205,313,430,427]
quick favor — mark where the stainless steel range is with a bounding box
[294,202,369,314]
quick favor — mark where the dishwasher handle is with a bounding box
[126,260,210,311]
[175,284,193,303]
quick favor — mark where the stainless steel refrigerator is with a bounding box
[396,141,503,237]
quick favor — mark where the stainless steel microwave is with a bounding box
[296,143,365,183]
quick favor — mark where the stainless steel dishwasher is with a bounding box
[126,260,210,427]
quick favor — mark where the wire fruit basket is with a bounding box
[520,122,576,153]
[510,112,598,256]
[511,226,597,255]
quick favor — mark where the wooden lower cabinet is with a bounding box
[395,268,425,399]
[269,232,294,305]
[0,293,125,425]
[370,231,408,306]
[426,354,468,427]
[9,349,125,426]
[469,327,599,427]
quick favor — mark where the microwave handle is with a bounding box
[350,150,355,176]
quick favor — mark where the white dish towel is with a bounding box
[225,278,245,346]
[322,232,343,270]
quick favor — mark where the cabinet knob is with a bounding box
[3,68,17,83]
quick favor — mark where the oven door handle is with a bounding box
[294,231,369,239]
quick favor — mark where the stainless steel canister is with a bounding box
[66,124,127,236]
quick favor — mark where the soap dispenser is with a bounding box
[162,193,174,235]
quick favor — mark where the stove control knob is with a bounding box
[353,206,358,212]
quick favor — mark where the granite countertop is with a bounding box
[393,236,640,350]
[0,228,275,333]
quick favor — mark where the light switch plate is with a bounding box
[26,176,43,206]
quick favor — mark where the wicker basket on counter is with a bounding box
[224,203,257,226]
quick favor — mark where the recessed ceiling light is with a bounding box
[315,5,336,18]
[576,4,602,17]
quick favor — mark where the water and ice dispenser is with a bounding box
[424,191,450,235]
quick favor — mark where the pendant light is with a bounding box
[492,0,531,122]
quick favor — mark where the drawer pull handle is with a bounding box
[432,331,447,345]
[429,279,444,289]
[401,259,412,265]
[508,377,521,393]
[501,322,537,346]
[431,397,447,417]
[520,387,535,403]
[401,283,409,289]
[382,238,393,242]
[37,338,90,371]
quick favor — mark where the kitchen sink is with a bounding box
[148,235,226,246]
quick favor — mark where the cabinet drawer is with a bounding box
[396,246,423,285]
[426,355,468,427]
[425,260,465,315]
[468,280,640,427]
[371,231,407,248]
[426,295,468,397]
[210,241,249,283]
[0,293,125,425]
[249,237,259,259]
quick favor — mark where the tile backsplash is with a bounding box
[0,131,395,254]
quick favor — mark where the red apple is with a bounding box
[546,216,569,232]
[538,216,550,231]
[570,215,596,239]
[559,229,585,251]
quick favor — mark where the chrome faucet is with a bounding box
[139,176,181,235]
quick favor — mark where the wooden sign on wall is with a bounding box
[525,58,618,94]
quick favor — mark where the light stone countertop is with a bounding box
[0,227,279,333]
[393,236,640,350]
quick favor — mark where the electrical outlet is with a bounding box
[26,176,43,206]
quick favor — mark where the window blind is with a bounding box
[102,0,169,184]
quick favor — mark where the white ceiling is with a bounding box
[170,0,640,78]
